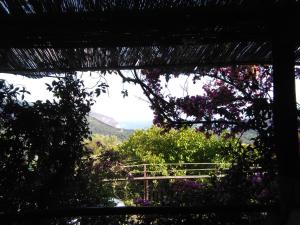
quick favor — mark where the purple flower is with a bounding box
[172,180,203,192]
[133,198,151,206]
[141,199,150,206]
[251,172,263,185]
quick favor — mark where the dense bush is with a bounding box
[118,126,239,166]
[0,75,113,212]
[114,126,276,208]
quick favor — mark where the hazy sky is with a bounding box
[0,72,154,127]
[1,72,300,129]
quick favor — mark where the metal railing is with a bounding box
[105,162,230,181]
[104,162,230,201]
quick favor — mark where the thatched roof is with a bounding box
[0,0,299,77]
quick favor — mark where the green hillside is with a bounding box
[88,116,134,140]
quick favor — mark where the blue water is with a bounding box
[119,121,152,130]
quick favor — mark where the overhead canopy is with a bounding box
[0,1,300,217]
[0,0,299,77]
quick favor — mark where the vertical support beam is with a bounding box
[272,38,300,217]
[273,39,299,178]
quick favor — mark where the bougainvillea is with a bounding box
[116,65,298,208]
[140,66,274,135]
[118,66,297,160]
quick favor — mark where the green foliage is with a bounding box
[0,75,107,212]
[85,133,121,156]
[118,126,239,165]
[83,134,132,202]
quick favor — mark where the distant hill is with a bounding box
[89,112,119,128]
[88,115,134,140]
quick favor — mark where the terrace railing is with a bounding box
[104,162,230,201]
[105,162,230,181]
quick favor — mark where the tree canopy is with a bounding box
[118,126,238,166]
[0,75,100,211]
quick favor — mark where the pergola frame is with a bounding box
[0,0,299,223]
[0,4,299,48]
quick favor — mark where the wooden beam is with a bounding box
[272,36,300,219]
[273,40,299,178]
[0,205,279,221]
[0,5,299,48]
[0,32,271,48]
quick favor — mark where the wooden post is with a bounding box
[272,37,300,221]
[143,164,149,200]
